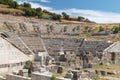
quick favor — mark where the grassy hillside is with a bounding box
[0,0,94,23]
[0,4,24,15]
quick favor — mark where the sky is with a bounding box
[15,0,120,23]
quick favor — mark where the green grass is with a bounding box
[52,73,63,77]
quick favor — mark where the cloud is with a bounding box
[51,8,120,23]
[17,1,52,10]
[16,0,120,23]
[40,0,50,3]
[29,2,52,10]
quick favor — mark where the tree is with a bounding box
[51,13,61,20]
[99,26,104,32]
[9,1,18,8]
[0,0,13,5]
[23,2,31,8]
[36,8,44,18]
[23,8,33,16]
[57,14,61,21]
[62,12,69,20]
[36,7,42,12]
[24,61,32,69]
[36,12,43,18]
[43,10,49,13]
[77,16,85,21]
[62,12,66,16]
[65,15,69,20]
[31,8,37,16]
[112,26,119,34]
[85,18,91,22]
[0,0,5,4]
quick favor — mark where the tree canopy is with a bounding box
[62,12,69,20]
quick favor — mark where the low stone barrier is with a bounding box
[6,74,31,80]
[2,72,71,80]
[32,72,71,80]
[0,76,6,80]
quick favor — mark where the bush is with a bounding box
[22,2,31,8]
[77,16,84,21]
[112,26,119,34]
[50,75,55,80]
[99,26,104,32]
[62,12,69,20]
[9,1,18,8]
[93,75,101,80]
[24,61,32,69]
[51,13,61,20]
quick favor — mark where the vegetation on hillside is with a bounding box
[0,0,93,22]
[0,0,18,8]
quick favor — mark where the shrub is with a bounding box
[50,75,55,80]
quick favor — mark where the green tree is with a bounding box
[37,12,43,18]
[0,0,12,5]
[9,1,18,8]
[32,8,37,16]
[43,10,52,15]
[24,61,32,69]
[62,12,69,20]
[36,7,43,18]
[112,26,119,34]
[23,8,32,16]
[22,2,31,8]
[43,10,49,14]
[0,0,5,4]
[51,13,61,20]
[77,16,84,21]
[99,26,104,32]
